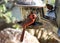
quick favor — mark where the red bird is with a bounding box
[20,11,37,42]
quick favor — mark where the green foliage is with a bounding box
[13,24,21,29]
[0,1,20,29]
[3,13,12,23]
[51,0,55,5]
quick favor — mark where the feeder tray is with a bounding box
[15,0,45,8]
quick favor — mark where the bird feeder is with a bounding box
[10,0,46,42]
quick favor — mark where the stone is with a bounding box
[0,28,39,43]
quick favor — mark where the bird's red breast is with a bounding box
[29,13,37,20]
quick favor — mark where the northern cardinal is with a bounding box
[20,11,37,42]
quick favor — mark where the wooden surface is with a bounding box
[26,18,59,43]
